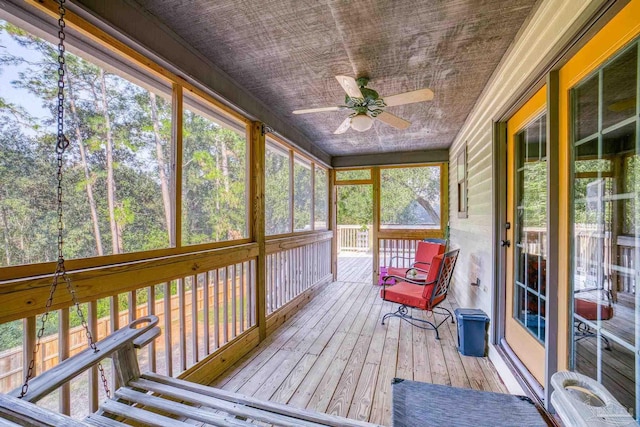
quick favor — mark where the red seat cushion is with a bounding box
[414,241,445,268]
[575,298,613,320]
[381,254,446,311]
[386,242,445,278]
[422,254,443,300]
[380,282,429,310]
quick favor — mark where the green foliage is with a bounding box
[336,169,370,181]
[265,144,291,235]
[181,111,247,244]
[337,185,372,226]
[314,168,328,228]
[0,20,252,266]
[293,161,311,231]
[380,166,440,227]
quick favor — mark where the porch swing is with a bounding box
[0,3,380,426]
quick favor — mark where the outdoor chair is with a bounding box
[574,287,614,350]
[381,249,460,339]
[386,241,446,278]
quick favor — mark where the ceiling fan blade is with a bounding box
[292,106,341,114]
[383,88,434,107]
[334,117,351,134]
[377,111,410,130]
[335,75,363,99]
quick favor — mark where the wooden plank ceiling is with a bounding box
[131,0,537,157]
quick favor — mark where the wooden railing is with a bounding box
[574,225,636,295]
[337,225,372,253]
[265,232,333,316]
[0,244,259,418]
[378,238,422,269]
[0,230,336,419]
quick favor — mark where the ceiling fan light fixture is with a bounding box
[350,113,373,132]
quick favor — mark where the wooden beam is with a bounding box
[376,229,444,240]
[251,122,267,342]
[332,150,449,168]
[289,149,295,233]
[311,164,316,231]
[265,232,332,254]
[441,162,449,231]
[372,167,380,283]
[0,237,252,283]
[172,84,183,248]
[0,244,259,324]
[329,169,338,281]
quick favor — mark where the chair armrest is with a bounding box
[413,261,431,269]
[402,276,436,286]
[9,315,159,403]
[381,275,404,285]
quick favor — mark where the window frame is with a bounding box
[377,163,448,236]
[180,91,252,247]
[265,134,330,238]
[457,145,468,218]
[314,165,329,231]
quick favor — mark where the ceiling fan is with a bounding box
[292,75,434,134]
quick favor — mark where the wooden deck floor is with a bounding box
[210,253,508,426]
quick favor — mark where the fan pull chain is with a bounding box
[20,0,110,400]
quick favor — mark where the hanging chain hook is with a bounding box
[20,0,110,400]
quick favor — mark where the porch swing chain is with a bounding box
[20,0,111,400]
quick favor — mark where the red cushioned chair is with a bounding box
[574,288,614,350]
[381,249,459,340]
[386,241,446,278]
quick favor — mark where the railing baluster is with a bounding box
[147,285,156,373]
[240,262,245,333]
[191,275,198,364]
[163,281,172,377]
[58,308,70,415]
[109,295,118,388]
[87,301,98,412]
[251,260,256,326]
[128,291,135,323]
[213,270,220,350]
[231,264,237,339]
[203,272,210,356]
[178,278,186,373]
[275,251,281,308]
[267,254,272,315]
[223,266,229,344]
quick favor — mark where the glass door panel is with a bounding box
[570,40,639,419]
[514,114,548,342]
[505,85,547,385]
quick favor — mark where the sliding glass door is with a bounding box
[569,38,639,418]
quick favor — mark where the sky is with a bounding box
[0,21,51,128]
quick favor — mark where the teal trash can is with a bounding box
[454,308,490,357]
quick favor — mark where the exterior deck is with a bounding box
[210,253,508,426]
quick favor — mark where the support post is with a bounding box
[330,169,338,281]
[251,122,267,341]
[372,167,380,284]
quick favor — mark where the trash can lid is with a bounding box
[454,308,490,322]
